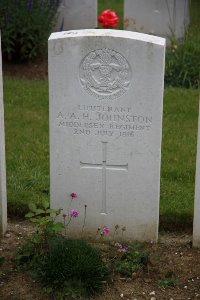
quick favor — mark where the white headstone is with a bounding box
[49,29,165,241]
[124,0,190,41]
[193,99,200,247]
[55,0,97,32]
[0,34,7,235]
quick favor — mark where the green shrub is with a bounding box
[0,0,60,61]
[42,237,109,294]
[16,235,109,298]
[165,32,200,88]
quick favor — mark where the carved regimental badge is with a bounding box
[79,48,132,100]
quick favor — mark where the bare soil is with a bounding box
[1,219,200,300]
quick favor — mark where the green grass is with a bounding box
[160,88,199,229]
[4,78,49,216]
[189,0,200,36]
[4,77,199,229]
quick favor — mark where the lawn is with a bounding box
[161,88,199,229]
[4,78,49,216]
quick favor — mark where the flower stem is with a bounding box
[81,205,87,234]
[63,217,67,236]
[95,227,101,239]
[65,216,72,229]
[67,198,73,216]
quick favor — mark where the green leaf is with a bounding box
[28,203,37,212]
[52,222,64,233]
[25,212,35,218]
[35,208,45,215]
[46,208,57,214]
[43,287,53,294]
[40,216,52,224]
[30,217,40,223]
[42,200,49,210]
[55,209,62,215]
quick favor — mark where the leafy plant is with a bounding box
[26,201,64,241]
[15,201,64,267]
[16,201,109,299]
[0,0,60,61]
[159,271,178,287]
[114,241,149,276]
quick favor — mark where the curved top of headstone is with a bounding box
[49,29,166,46]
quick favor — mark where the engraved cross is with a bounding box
[80,142,128,214]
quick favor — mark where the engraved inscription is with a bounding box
[79,48,131,100]
[80,142,128,214]
[57,105,152,138]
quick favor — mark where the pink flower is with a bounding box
[102,226,110,234]
[70,209,79,218]
[70,192,77,199]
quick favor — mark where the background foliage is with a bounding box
[165,0,200,88]
[0,0,60,61]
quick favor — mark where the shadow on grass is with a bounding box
[160,214,193,233]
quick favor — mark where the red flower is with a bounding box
[70,192,77,199]
[98,9,119,28]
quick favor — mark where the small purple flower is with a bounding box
[70,192,77,199]
[115,242,128,252]
[121,243,129,251]
[70,209,79,218]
